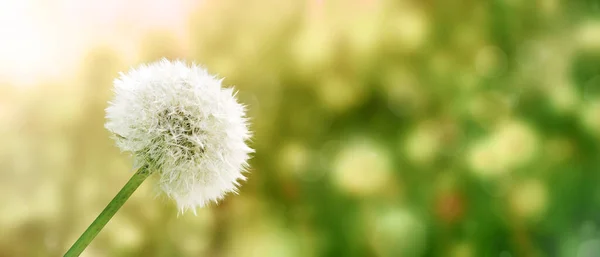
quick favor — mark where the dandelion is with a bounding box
[64,59,253,257]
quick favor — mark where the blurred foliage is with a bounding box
[1,0,600,256]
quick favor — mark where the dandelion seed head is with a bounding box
[105,59,253,212]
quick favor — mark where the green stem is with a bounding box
[64,166,152,257]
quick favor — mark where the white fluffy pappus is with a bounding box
[105,59,253,213]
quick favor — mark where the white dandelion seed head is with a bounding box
[105,59,253,212]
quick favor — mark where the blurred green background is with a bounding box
[1,0,600,256]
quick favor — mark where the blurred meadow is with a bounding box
[1,0,600,256]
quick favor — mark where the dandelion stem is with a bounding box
[64,166,151,257]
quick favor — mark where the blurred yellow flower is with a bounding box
[468,120,539,177]
[509,179,548,220]
[547,81,578,113]
[291,21,334,76]
[343,3,384,63]
[383,7,429,52]
[317,75,367,113]
[577,21,600,51]
[278,141,310,176]
[404,122,441,165]
[383,66,424,116]
[368,207,426,257]
[332,139,393,196]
